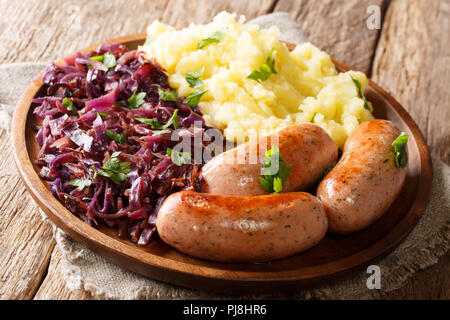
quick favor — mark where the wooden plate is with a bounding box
[11,34,433,294]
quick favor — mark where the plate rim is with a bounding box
[11,33,433,292]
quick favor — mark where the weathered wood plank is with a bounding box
[371,0,450,299]
[160,0,276,28]
[0,130,55,299]
[274,0,388,74]
[33,245,93,300]
[371,0,450,165]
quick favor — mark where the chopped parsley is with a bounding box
[135,109,179,129]
[198,30,226,49]
[158,87,179,102]
[351,76,371,111]
[135,115,163,129]
[92,152,131,185]
[163,109,180,129]
[183,89,208,108]
[259,145,292,194]
[95,111,110,117]
[247,48,277,83]
[392,132,409,168]
[152,129,171,136]
[185,67,205,88]
[127,92,146,109]
[105,130,126,145]
[62,97,77,116]
[68,179,91,191]
[323,160,336,177]
[167,148,191,166]
[89,52,117,69]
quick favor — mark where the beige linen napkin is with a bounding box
[1,13,449,299]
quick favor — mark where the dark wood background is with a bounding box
[0,0,448,299]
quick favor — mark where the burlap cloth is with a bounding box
[1,13,448,299]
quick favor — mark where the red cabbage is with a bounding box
[33,43,213,246]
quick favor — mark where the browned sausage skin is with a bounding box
[200,123,338,196]
[317,119,407,234]
[156,191,328,262]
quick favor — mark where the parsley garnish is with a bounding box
[167,148,191,166]
[152,129,171,136]
[163,109,179,129]
[392,132,409,168]
[105,130,126,145]
[185,67,205,88]
[158,87,179,102]
[62,97,77,116]
[259,145,292,194]
[127,92,146,109]
[135,116,163,129]
[183,89,208,108]
[92,152,131,185]
[351,76,371,111]
[68,179,91,191]
[323,161,336,177]
[95,111,110,117]
[89,52,117,69]
[134,110,179,130]
[198,30,226,49]
[247,48,277,83]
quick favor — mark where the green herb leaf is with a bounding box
[103,52,117,69]
[351,77,371,111]
[392,132,409,168]
[198,30,226,49]
[185,67,205,88]
[105,130,126,145]
[127,92,146,109]
[135,115,163,129]
[183,89,208,108]
[247,48,277,83]
[259,145,292,194]
[162,109,179,129]
[68,179,92,191]
[167,148,191,166]
[92,152,131,185]
[273,177,283,193]
[152,129,171,136]
[89,55,104,62]
[62,97,77,115]
[323,160,336,177]
[158,87,179,102]
[310,112,317,123]
[95,111,110,117]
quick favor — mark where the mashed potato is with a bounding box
[140,12,373,148]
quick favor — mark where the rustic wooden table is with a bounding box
[0,0,448,300]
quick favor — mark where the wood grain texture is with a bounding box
[0,130,55,299]
[33,245,93,300]
[371,0,450,165]
[274,0,388,74]
[371,0,450,299]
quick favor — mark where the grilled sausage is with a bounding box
[156,191,328,262]
[317,119,408,234]
[200,123,338,196]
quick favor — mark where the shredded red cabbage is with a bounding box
[33,43,212,246]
